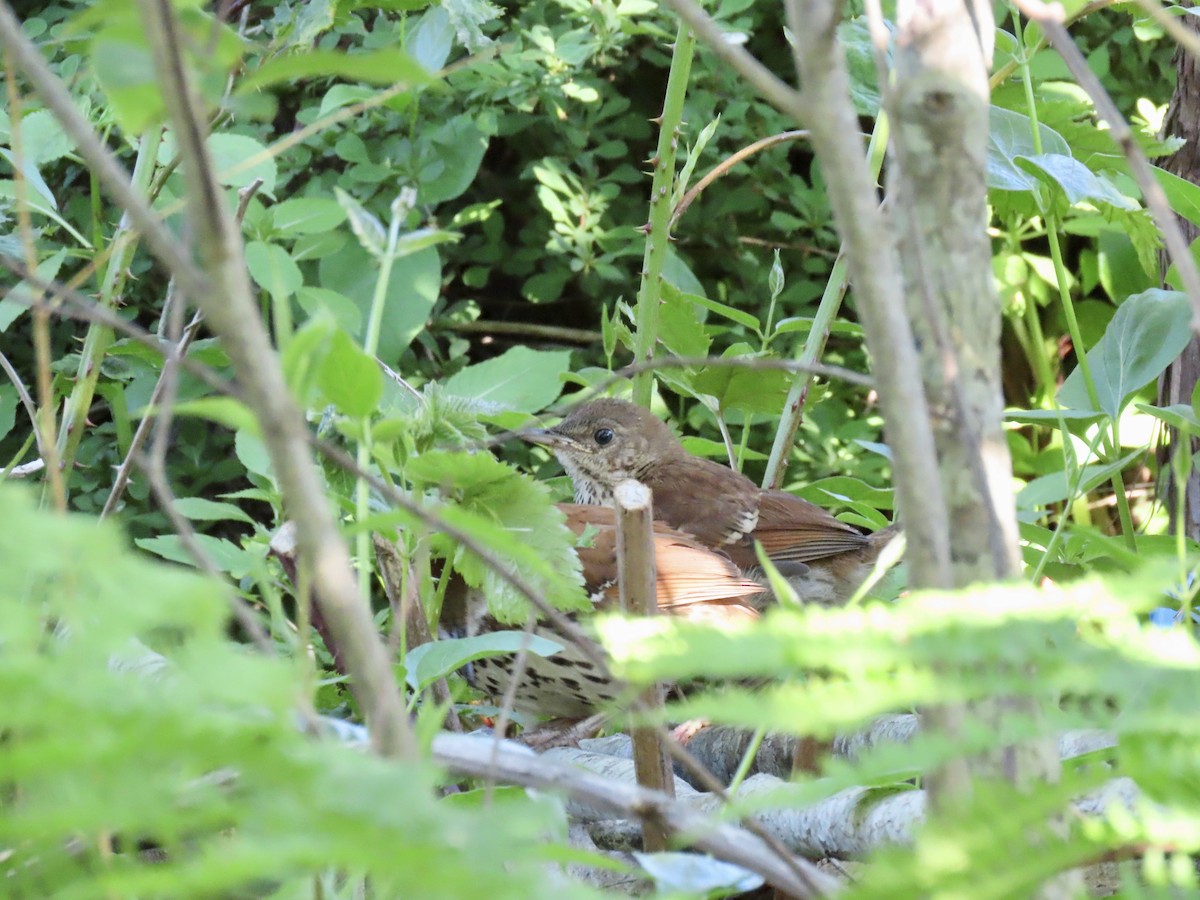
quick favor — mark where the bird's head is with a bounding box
[523,398,682,501]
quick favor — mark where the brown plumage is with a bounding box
[525,398,899,606]
[443,503,764,719]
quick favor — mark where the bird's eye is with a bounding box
[593,427,615,446]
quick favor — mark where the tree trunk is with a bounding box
[1158,6,1200,540]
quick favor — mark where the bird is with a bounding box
[441,503,765,720]
[523,397,899,607]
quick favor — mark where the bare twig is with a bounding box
[614,480,674,852]
[435,319,603,346]
[671,130,812,229]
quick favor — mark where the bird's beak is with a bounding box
[520,427,571,450]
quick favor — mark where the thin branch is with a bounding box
[135,0,415,760]
[0,349,44,458]
[671,130,812,229]
[435,319,603,346]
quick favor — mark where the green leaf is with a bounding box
[172,397,260,435]
[239,48,435,94]
[683,292,760,331]
[1058,289,1193,418]
[444,346,571,413]
[317,329,383,418]
[207,133,278,194]
[1016,154,1138,210]
[172,497,255,525]
[406,5,455,74]
[91,25,160,134]
[271,197,347,235]
[658,282,711,358]
[135,533,256,579]
[1154,165,1200,230]
[296,286,363,334]
[987,107,1072,192]
[404,632,564,691]
[282,314,337,406]
[419,117,490,205]
[392,227,463,258]
[0,248,66,332]
[1016,450,1141,510]
[317,244,442,363]
[245,241,303,299]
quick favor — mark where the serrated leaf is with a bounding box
[406,453,587,622]
[404,632,563,691]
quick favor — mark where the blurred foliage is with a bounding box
[3,0,1200,894]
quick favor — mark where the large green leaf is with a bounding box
[317,244,442,364]
[987,107,1072,192]
[443,346,571,413]
[239,48,435,93]
[1058,289,1193,417]
[405,632,564,691]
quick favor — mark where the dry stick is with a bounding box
[133,0,415,760]
[433,733,839,899]
[1015,3,1200,332]
[670,130,811,229]
[614,480,675,853]
[373,535,462,733]
[101,177,264,520]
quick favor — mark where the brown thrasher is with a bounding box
[442,503,763,719]
[524,398,899,606]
